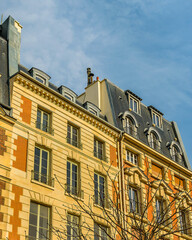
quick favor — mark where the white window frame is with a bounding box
[67,214,80,240]
[94,173,106,207]
[129,187,139,213]
[149,132,160,151]
[126,150,138,165]
[156,198,164,223]
[94,138,104,160]
[67,124,79,148]
[29,202,50,239]
[67,161,78,196]
[36,108,51,133]
[34,146,50,185]
[129,96,138,113]
[179,209,188,235]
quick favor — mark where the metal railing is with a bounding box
[124,127,138,138]
[66,137,82,149]
[36,121,54,135]
[64,184,84,199]
[149,141,161,151]
[93,151,108,162]
[31,170,54,187]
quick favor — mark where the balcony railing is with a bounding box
[149,141,161,151]
[36,121,54,135]
[64,184,84,199]
[124,127,138,138]
[66,137,82,149]
[31,170,54,187]
[93,151,108,162]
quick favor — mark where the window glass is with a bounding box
[94,223,108,240]
[36,109,51,133]
[94,173,105,207]
[129,187,139,213]
[67,161,78,196]
[67,214,79,240]
[126,151,138,165]
[94,139,104,160]
[67,124,79,148]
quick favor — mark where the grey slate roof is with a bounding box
[105,79,191,170]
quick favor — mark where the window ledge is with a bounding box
[65,192,84,202]
[124,160,138,168]
[93,203,111,212]
[31,179,54,190]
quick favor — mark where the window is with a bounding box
[67,124,80,148]
[124,117,136,137]
[129,187,139,213]
[65,93,74,101]
[149,132,160,151]
[171,146,182,163]
[94,173,105,207]
[33,147,52,186]
[126,150,138,165]
[67,161,78,196]
[94,223,108,240]
[152,163,162,178]
[179,210,188,235]
[36,75,46,84]
[152,113,161,127]
[156,199,164,223]
[67,214,80,240]
[36,108,51,133]
[28,202,50,240]
[130,97,138,113]
[94,139,104,160]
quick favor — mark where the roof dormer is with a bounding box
[125,90,142,114]
[83,101,101,116]
[29,67,50,86]
[148,105,163,129]
[58,85,77,103]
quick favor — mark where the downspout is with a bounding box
[117,131,126,230]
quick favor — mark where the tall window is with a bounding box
[67,214,80,240]
[150,132,160,151]
[67,161,78,196]
[33,147,51,186]
[36,109,51,133]
[152,113,160,127]
[124,117,136,137]
[94,173,105,207]
[94,223,108,240]
[126,150,138,165]
[130,97,138,113]
[172,146,181,163]
[67,124,79,148]
[179,210,188,234]
[29,202,50,240]
[94,139,104,160]
[129,187,139,213]
[156,199,164,223]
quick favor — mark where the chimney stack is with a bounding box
[87,68,94,86]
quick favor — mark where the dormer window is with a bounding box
[29,67,51,86]
[122,112,138,138]
[149,132,161,151]
[169,142,183,164]
[148,106,163,128]
[83,101,101,116]
[130,97,138,113]
[58,86,77,103]
[125,90,142,114]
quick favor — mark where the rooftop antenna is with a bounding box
[1,14,3,24]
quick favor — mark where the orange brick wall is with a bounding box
[110,145,117,167]
[13,136,28,171]
[20,95,32,124]
[9,185,23,240]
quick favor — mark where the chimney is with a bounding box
[87,68,94,86]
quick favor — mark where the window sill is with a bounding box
[124,160,138,168]
[31,179,54,190]
[36,127,54,136]
[93,203,111,211]
[65,191,84,201]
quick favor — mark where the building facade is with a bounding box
[0,16,192,240]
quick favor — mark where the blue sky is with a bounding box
[1,0,192,164]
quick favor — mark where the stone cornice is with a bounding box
[12,72,119,140]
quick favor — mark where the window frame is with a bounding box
[156,198,164,223]
[94,222,108,240]
[36,108,52,134]
[67,123,81,148]
[149,132,161,151]
[94,172,106,207]
[179,209,188,235]
[67,213,80,240]
[66,161,79,197]
[33,146,52,186]
[128,186,140,214]
[126,150,138,165]
[28,202,51,240]
[94,138,104,160]
[129,96,139,114]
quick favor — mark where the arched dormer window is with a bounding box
[122,112,138,138]
[145,127,161,151]
[169,142,182,164]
